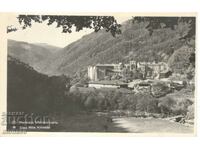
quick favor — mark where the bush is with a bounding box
[135,93,159,113]
[168,46,194,74]
[84,95,96,110]
[158,96,193,116]
[74,90,161,114]
[158,96,176,115]
[151,81,171,97]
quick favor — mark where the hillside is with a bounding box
[7,39,61,72]
[7,56,70,113]
[39,20,192,76]
[8,20,194,77]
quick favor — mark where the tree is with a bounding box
[158,96,176,115]
[168,46,194,74]
[133,17,195,41]
[189,52,195,67]
[133,17,196,70]
[84,95,95,110]
[7,15,121,37]
[8,16,195,40]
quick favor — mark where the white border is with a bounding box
[0,0,200,150]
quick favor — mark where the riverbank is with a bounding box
[113,117,194,134]
[19,111,193,133]
[51,113,127,132]
[52,112,194,133]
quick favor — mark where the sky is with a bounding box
[7,14,132,48]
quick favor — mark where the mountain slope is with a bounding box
[7,39,61,72]
[7,56,70,113]
[40,20,191,76]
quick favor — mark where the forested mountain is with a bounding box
[7,39,61,72]
[7,56,70,113]
[8,20,194,76]
[39,20,194,76]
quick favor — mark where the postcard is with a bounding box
[0,13,196,136]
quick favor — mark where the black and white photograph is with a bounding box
[0,13,196,135]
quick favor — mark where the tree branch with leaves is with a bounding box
[7,15,121,36]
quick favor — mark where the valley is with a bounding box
[7,17,195,133]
